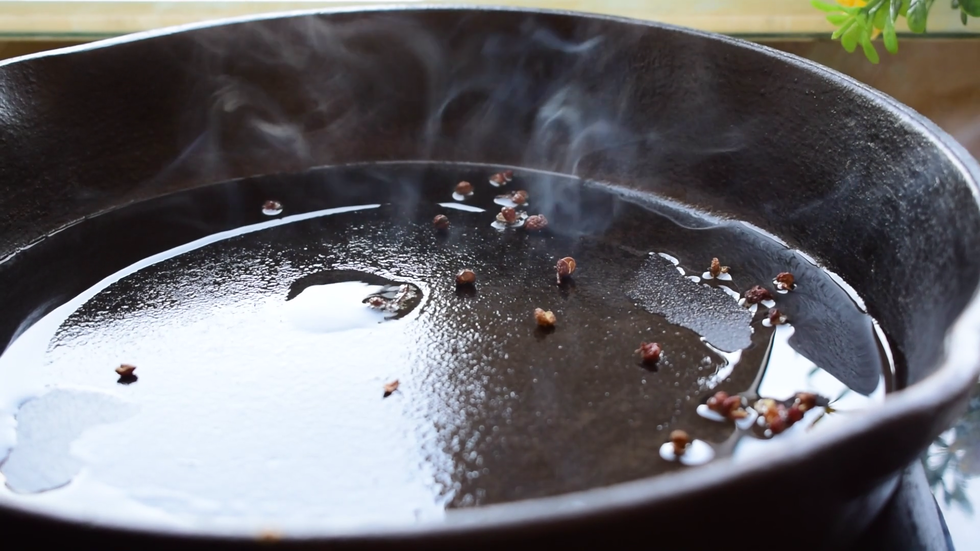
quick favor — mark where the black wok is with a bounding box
[0,7,978,550]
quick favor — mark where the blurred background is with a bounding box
[0,0,977,548]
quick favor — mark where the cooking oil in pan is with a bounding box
[0,163,891,531]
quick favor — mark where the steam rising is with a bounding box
[151,11,745,235]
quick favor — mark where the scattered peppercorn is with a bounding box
[636,342,662,365]
[116,364,138,385]
[706,391,747,419]
[115,364,136,376]
[498,206,518,224]
[257,530,283,543]
[707,391,729,413]
[489,172,507,186]
[670,430,690,456]
[261,200,283,215]
[763,403,783,425]
[510,190,529,205]
[502,170,514,181]
[534,308,557,328]
[383,379,400,398]
[709,257,729,278]
[433,214,450,231]
[743,285,773,305]
[455,269,477,286]
[774,272,796,291]
[769,416,788,435]
[556,257,576,284]
[753,393,826,436]
[455,181,473,195]
[722,395,748,419]
[795,392,818,412]
[524,214,548,232]
[754,398,789,436]
[768,308,788,325]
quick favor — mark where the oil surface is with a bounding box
[0,163,890,533]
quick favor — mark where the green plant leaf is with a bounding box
[964,10,971,23]
[884,0,900,52]
[884,19,899,52]
[812,0,845,12]
[861,36,881,63]
[961,0,980,14]
[907,0,934,33]
[833,18,857,39]
[874,4,889,28]
[812,0,911,61]
[853,11,870,32]
[842,25,861,52]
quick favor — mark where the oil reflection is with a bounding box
[923,381,980,515]
[730,324,886,461]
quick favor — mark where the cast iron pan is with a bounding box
[0,7,979,551]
